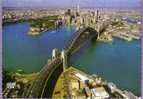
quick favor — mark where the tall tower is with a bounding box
[77,4,80,13]
[77,0,80,13]
[96,10,99,23]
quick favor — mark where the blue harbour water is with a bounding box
[3,22,141,95]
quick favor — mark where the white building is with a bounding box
[91,87,109,99]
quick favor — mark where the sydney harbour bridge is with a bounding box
[22,18,111,98]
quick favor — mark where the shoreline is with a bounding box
[3,21,141,41]
[53,66,139,98]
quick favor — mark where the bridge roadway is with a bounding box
[25,57,62,98]
[25,24,110,98]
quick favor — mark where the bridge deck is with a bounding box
[27,57,62,98]
[26,21,112,98]
[65,27,99,56]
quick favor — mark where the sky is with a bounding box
[2,0,141,8]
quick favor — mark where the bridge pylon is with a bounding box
[61,50,68,71]
[52,48,60,60]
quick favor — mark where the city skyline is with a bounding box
[3,0,141,8]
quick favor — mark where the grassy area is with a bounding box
[29,16,58,28]
[14,72,38,84]
[2,19,27,25]
[28,16,59,36]
[52,73,65,98]
[52,67,84,98]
